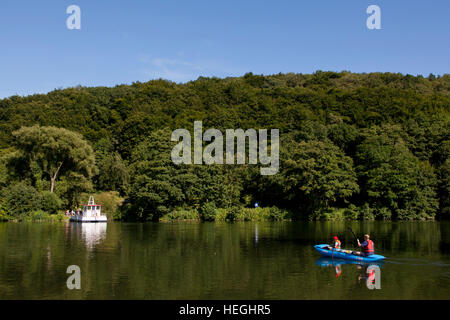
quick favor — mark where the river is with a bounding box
[1,221,450,299]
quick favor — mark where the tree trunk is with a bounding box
[50,161,64,193]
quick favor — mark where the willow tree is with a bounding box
[12,125,96,193]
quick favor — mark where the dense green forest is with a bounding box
[0,71,448,221]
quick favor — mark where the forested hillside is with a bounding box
[0,71,449,221]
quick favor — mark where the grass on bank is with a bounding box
[160,204,292,222]
[160,203,438,222]
[0,209,68,222]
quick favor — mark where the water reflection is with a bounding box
[70,222,107,250]
[2,221,450,299]
[315,257,385,268]
[316,257,383,288]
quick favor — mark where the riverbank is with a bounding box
[159,206,292,222]
[0,205,441,223]
[0,210,68,222]
[157,205,439,222]
[0,187,441,223]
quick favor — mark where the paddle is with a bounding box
[347,227,360,255]
[347,227,359,243]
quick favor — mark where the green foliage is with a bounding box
[237,207,290,221]
[125,129,243,221]
[210,206,291,222]
[0,72,448,221]
[375,207,392,220]
[343,205,359,220]
[95,152,129,193]
[40,191,63,215]
[311,208,345,221]
[61,172,94,208]
[87,191,124,220]
[10,125,96,206]
[28,210,67,222]
[358,204,376,220]
[160,208,200,222]
[254,138,359,218]
[215,208,228,221]
[0,208,9,221]
[0,182,41,220]
[327,121,360,156]
[0,183,70,220]
[356,125,439,220]
[125,129,184,221]
[225,206,241,222]
[200,202,217,222]
[438,159,450,219]
[30,210,48,221]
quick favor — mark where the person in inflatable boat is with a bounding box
[356,234,374,257]
[326,236,341,250]
[333,236,341,249]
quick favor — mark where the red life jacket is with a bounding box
[363,240,374,253]
[368,269,375,283]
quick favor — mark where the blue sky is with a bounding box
[0,0,449,98]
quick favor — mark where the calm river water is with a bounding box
[1,221,450,299]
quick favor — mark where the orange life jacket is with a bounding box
[363,240,374,253]
[335,265,342,278]
[334,240,341,249]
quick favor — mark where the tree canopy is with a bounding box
[9,126,96,208]
[0,72,448,221]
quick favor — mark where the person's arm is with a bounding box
[357,239,361,247]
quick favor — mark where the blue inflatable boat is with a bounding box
[314,244,385,262]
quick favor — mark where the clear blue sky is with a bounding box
[0,0,449,98]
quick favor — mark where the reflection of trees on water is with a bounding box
[1,221,450,299]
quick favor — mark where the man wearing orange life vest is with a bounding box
[357,234,374,257]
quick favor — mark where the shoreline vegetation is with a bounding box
[0,72,448,222]
[0,205,438,223]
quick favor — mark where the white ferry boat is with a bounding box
[70,196,107,223]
